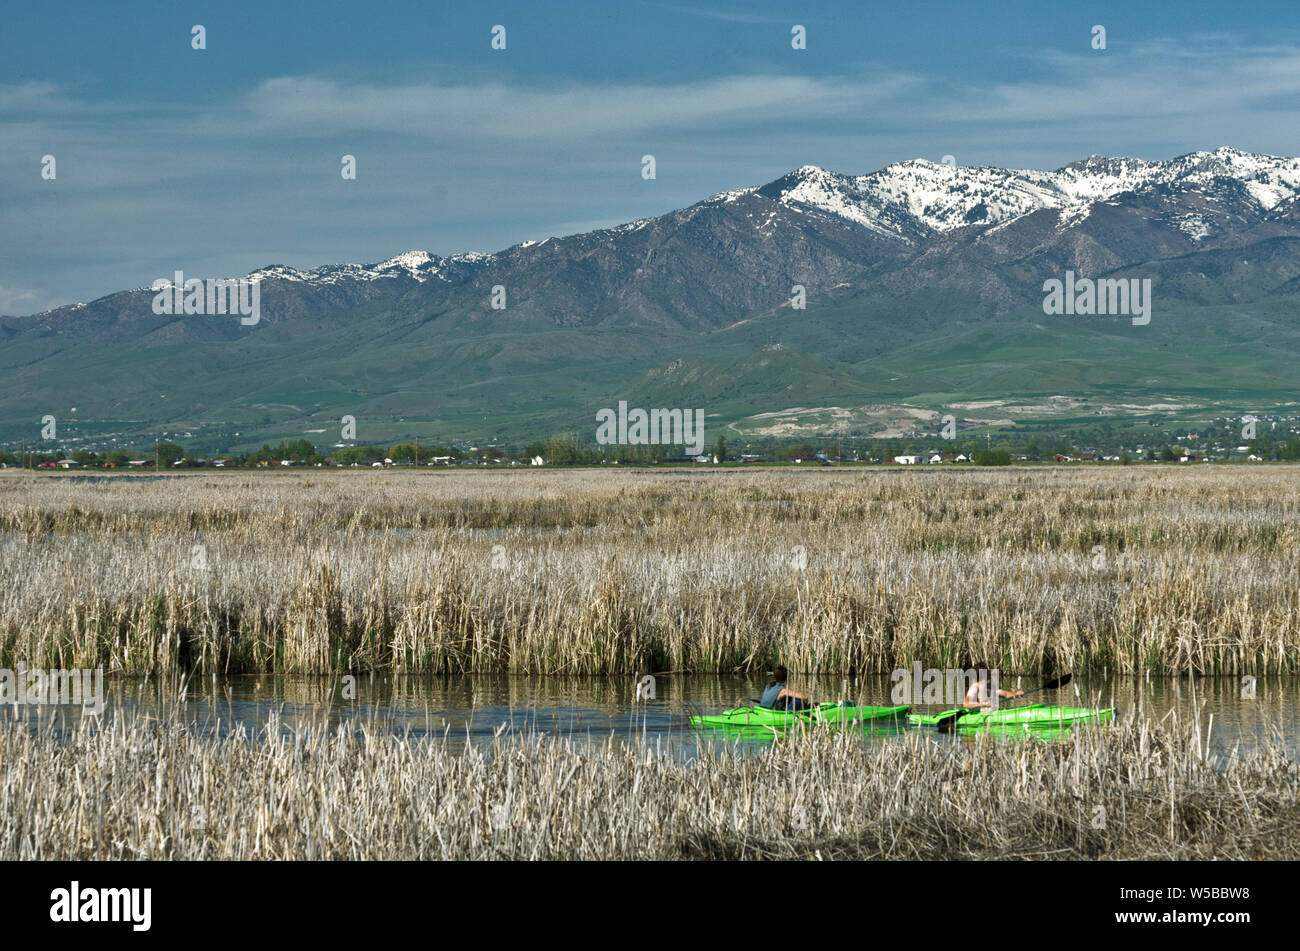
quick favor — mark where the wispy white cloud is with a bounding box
[235,73,917,138]
[929,40,1300,126]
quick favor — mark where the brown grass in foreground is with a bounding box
[1,466,1298,675]
[0,711,1294,860]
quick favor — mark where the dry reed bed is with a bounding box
[1,711,1294,860]
[1,467,1298,675]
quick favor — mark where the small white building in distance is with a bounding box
[929,454,943,464]
[894,455,918,465]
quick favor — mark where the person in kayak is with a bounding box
[962,665,1024,709]
[760,665,811,711]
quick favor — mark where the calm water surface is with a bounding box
[8,672,1296,763]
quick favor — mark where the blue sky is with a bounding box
[4,0,1300,312]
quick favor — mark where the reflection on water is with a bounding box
[2,672,1296,762]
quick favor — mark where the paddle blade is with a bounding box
[935,710,969,733]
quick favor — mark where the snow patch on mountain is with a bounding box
[1175,214,1212,241]
[703,187,759,205]
[377,250,437,274]
[608,217,655,234]
[1244,181,1291,210]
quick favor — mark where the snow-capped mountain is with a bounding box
[8,147,1300,445]
[120,147,1300,299]
[215,147,1300,298]
[755,147,1300,242]
[13,147,1300,335]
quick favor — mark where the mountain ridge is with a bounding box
[4,147,1300,451]
[15,146,1300,321]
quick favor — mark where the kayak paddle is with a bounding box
[935,673,1073,733]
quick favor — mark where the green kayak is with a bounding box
[907,703,1115,728]
[691,702,909,729]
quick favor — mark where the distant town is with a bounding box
[5,411,1300,470]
